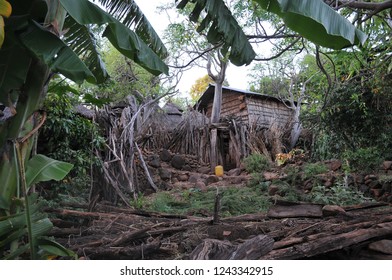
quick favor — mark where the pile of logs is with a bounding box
[47,201,392,260]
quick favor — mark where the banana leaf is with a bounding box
[255,0,367,49]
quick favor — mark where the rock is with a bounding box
[229,176,245,184]
[329,160,342,171]
[268,184,280,196]
[158,168,171,180]
[322,205,346,217]
[198,166,211,174]
[206,175,220,185]
[148,155,161,168]
[183,165,192,172]
[160,149,172,162]
[171,155,186,170]
[194,181,208,192]
[359,184,369,194]
[365,174,377,181]
[368,239,392,254]
[263,171,280,181]
[227,168,242,176]
[382,182,392,193]
[382,161,392,170]
[177,173,189,182]
[354,174,365,184]
[189,174,200,183]
[371,188,384,198]
[369,180,381,189]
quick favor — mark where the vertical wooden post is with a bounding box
[210,128,218,172]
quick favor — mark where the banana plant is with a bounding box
[0,0,168,259]
[176,0,367,66]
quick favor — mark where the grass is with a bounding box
[145,185,271,217]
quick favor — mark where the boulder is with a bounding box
[230,176,245,185]
[160,149,172,162]
[382,161,392,170]
[227,168,242,176]
[148,155,161,168]
[189,174,200,183]
[194,181,208,192]
[197,166,211,174]
[206,175,220,185]
[158,168,171,180]
[177,173,189,182]
[183,165,192,172]
[171,155,186,170]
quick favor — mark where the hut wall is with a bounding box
[204,91,249,123]
[245,97,293,127]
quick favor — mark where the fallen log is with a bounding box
[190,235,274,260]
[267,204,323,218]
[262,221,392,259]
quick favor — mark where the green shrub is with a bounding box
[343,147,382,173]
[242,153,270,173]
[306,184,373,206]
[303,162,328,180]
[271,180,302,202]
[285,165,301,186]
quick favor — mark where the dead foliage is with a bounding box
[47,201,392,260]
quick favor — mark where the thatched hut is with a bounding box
[195,84,293,128]
[192,85,295,170]
[162,102,183,128]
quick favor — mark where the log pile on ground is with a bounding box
[47,201,392,260]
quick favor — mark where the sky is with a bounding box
[133,0,252,95]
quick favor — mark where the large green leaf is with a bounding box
[176,0,256,66]
[96,0,168,58]
[59,0,168,75]
[25,154,73,187]
[37,237,76,258]
[0,36,31,104]
[63,15,108,83]
[0,194,72,259]
[19,20,96,84]
[255,0,367,49]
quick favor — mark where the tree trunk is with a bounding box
[289,107,302,149]
[210,82,223,123]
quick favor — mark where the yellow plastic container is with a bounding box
[215,165,224,177]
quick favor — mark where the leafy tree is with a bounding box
[190,74,229,103]
[38,81,105,198]
[190,75,214,102]
[0,0,167,259]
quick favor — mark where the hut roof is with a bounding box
[195,84,286,111]
[162,102,183,116]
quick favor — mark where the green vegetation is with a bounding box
[306,184,373,206]
[147,186,271,217]
[243,153,270,173]
[343,147,383,173]
[38,89,104,200]
[303,163,329,180]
